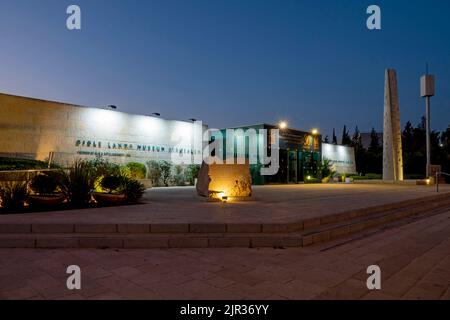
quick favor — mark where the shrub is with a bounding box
[304,177,322,184]
[352,173,383,181]
[30,174,58,195]
[159,161,172,186]
[0,157,48,171]
[171,165,186,186]
[120,177,146,203]
[319,159,334,178]
[59,160,95,206]
[0,181,28,211]
[146,161,199,187]
[88,158,121,177]
[185,164,201,185]
[146,160,162,186]
[366,173,382,179]
[100,176,122,194]
[124,162,147,180]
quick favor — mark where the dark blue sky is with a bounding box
[0,0,449,138]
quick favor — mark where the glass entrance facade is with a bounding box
[216,123,322,185]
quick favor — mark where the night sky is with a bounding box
[0,0,449,139]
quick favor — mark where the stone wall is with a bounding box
[196,159,252,198]
[0,93,206,166]
[322,143,356,174]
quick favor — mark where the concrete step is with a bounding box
[0,232,305,249]
[1,193,449,237]
[300,198,450,247]
[1,196,449,249]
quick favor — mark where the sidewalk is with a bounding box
[0,209,449,300]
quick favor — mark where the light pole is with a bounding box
[420,73,435,178]
[310,129,319,177]
[310,129,318,152]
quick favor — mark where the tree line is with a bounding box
[324,118,450,178]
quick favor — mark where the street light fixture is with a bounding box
[279,121,288,130]
[311,128,319,136]
[420,71,435,178]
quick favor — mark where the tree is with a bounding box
[401,118,442,178]
[351,126,366,174]
[402,121,414,155]
[159,161,172,187]
[366,128,382,174]
[341,125,351,146]
[351,126,363,149]
[146,160,162,186]
[441,125,450,180]
[185,164,201,185]
[332,129,338,145]
[442,125,450,153]
[368,128,382,153]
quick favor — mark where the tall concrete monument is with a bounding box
[383,69,404,181]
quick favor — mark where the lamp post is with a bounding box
[420,73,435,178]
[310,129,319,177]
[310,129,318,152]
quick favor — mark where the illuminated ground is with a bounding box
[0,184,448,224]
[0,209,449,300]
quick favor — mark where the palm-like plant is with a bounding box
[57,160,96,207]
[119,176,146,203]
[0,181,28,211]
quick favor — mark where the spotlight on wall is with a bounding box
[279,121,288,130]
[150,113,161,117]
[189,118,197,122]
[107,105,117,110]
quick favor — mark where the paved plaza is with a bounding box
[0,184,448,224]
[1,208,449,300]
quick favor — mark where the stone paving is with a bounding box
[0,184,448,224]
[1,209,449,300]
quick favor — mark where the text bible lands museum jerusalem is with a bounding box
[0,92,356,184]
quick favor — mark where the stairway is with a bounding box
[1,193,449,249]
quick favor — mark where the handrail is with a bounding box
[436,171,450,193]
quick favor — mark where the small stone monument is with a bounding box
[196,159,252,199]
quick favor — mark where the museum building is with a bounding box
[0,93,206,166]
[0,92,356,182]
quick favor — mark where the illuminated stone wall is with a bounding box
[196,159,252,198]
[0,93,206,166]
[322,143,356,174]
